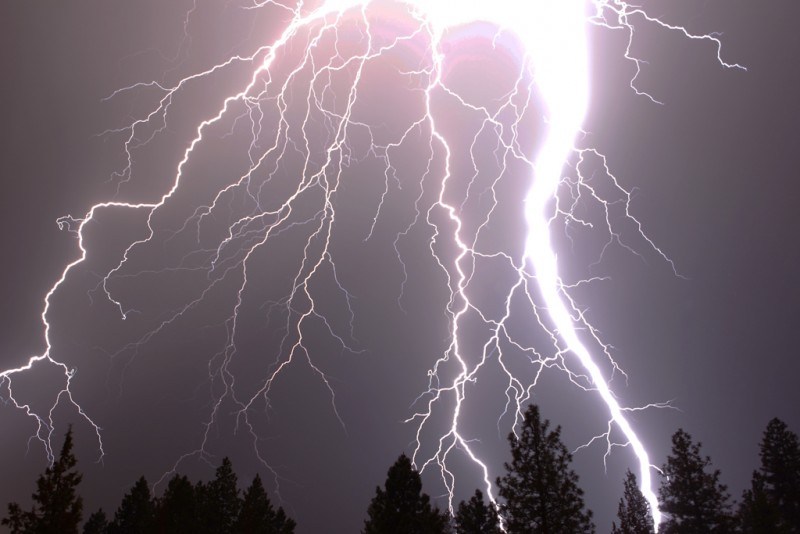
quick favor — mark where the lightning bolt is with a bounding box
[1,0,742,530]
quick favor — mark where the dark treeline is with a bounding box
[362,407,800,533]
[3,407,799,533]
[1,431,295,534]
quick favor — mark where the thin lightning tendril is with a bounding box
[1,1,742,530]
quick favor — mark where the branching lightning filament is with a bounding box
[1,1,742,530]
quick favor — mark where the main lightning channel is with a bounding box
[521,3,662,523]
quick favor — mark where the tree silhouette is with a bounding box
[611,470,654,534]
[454,489,502,534]
[155,474,199,533]
[2,427,84,534]
[363,454,449,534]
[195,458,241,534]
[739,475,782,534]
[82,509,109,534]
[658,429,733,533]
[738,418,800,533]
[496,404,594,533]
[233,473,296,534]
[108,476,155,533]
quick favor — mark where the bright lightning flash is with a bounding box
[1,0,742,530]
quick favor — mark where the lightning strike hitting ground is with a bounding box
[1,0,742,530]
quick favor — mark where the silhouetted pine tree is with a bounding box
[270,508,296,534]
[195,457,241,534]
[363,454,449,534]
[155,474,199,534]
[658,429,733,533]
[739,418,800,533]
[108,476,155,533]
[1,427,84,534]
[739,475,782,534]
[233,473,296,534]
[454,489,502,534]
[611,470,654,534]
[2,503,29,534]
[83,509,109,534]
[496,405,594,533]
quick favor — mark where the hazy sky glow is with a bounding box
[1,2,799,533]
